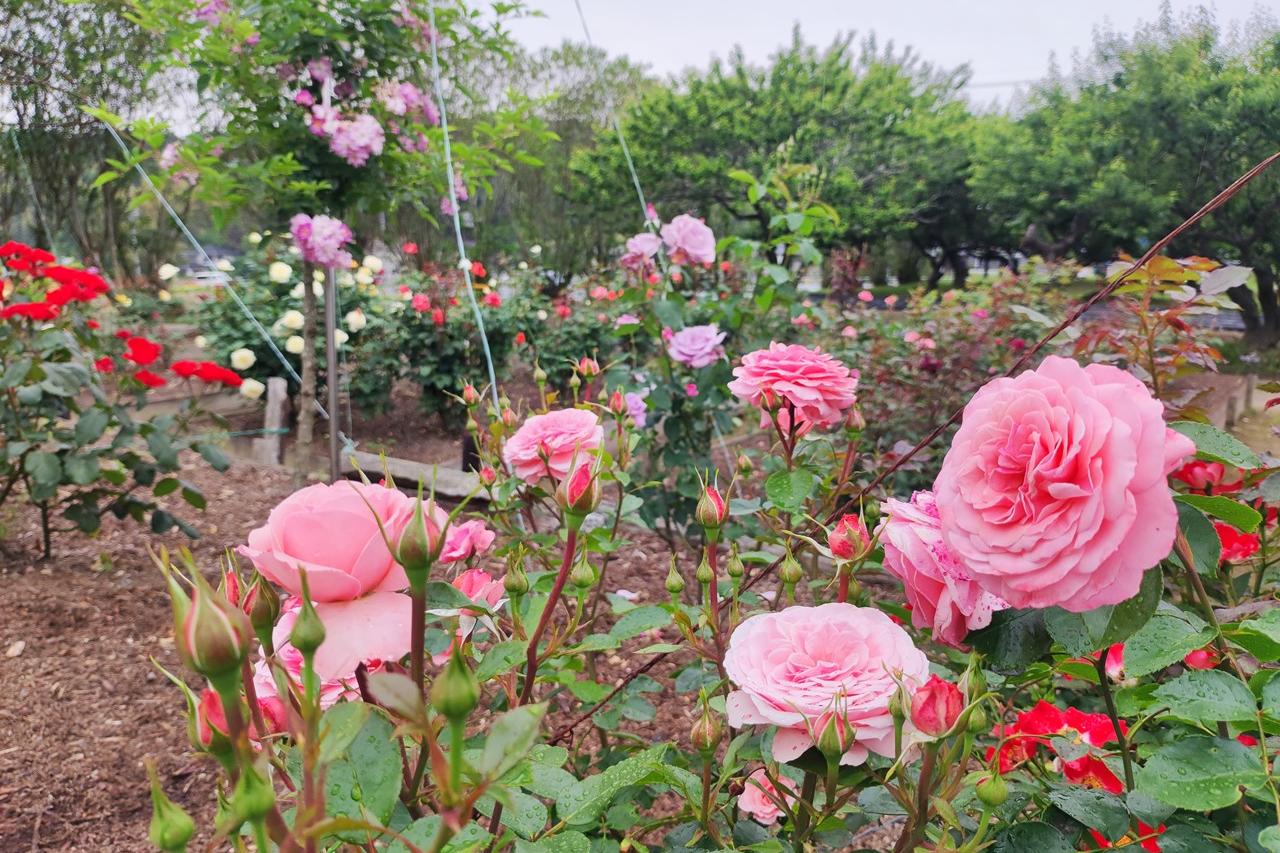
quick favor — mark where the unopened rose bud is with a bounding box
[725,547,745,579]
[696,485,728,533]
[533,364,548,386]
[502,408,518,429]
[736,453,753,476]
[568,373,581,391]
[779,552,803,586]
[462,384,480,406]
[147,759,196,853]
[967,706,988,734]
[230,763,275,825]
[181,576,252,682]
[431,644,480,721]
[396,490,443,584]
[576,356,600,378]
[910,675,964,737]
[609,389,626,416]
[505,562,530,597]
[479,465,497,486]
[570,557,597,590]
[698,554,717,587]
[665,559,686,597]
[976,774,1008,808]
[194,688,234,756]
[289,579,326,657]
[247,572,280,651]
[817,714,853,762]
[828,514,871,562]
[690,693,722,756]
[846,406,866,431]
[556,463,600,526]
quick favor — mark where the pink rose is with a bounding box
[667,324,726,368]
[440,519,495,564]
[240,481,427,602]
[879,491,1006,647]
[724,603,929,765]
[738,768,796,825]
[430,569,507,662]
[660,214,716,265]
[328,113,385,167]
[934,356,1196,611]
[619,233,660,270]
[503,408,604,483]
[290,213,353,269]
[728,343,859,435]
[624,391,648,428]
[254,593,412,708]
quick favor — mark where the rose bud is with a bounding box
[690,692,723,757]
[779,551,803,587]
[828,514,871,562]
[396,488,443,584]
[289,584,326,657]
[462,383,480,407]
[194,688,234,756]
[556,462,600,526]
[479,465,497,486]
[181,575,252,682]
[609,389,626,417]
[725,547,745,580]
[695,554,714,586]
[570,555,598,591]
[502,407,518,429]
[817,714,854,763]
[577,356,600,378]
[976,774,1008,808]
[504,562,530,597]
[736,453,753,477]
[230,762,276,826]
[696,485,729,534]
[533,364,548,386]
[568,373,581,391]
[431,643,480,721]
[247,571,280,653]
[1183,647,1220,670]
[147,759,196,853]
[665,558,686,597]
[910,675,964,737]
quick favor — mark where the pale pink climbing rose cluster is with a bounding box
[289,213,354,269]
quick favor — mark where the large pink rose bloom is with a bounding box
[619,232,660,270]
[934,356,1195,612]
[728,343,858,434]
[879,491,1006,648]
[667,324,726,368]
[239,481,427,602]
[254,593,412,709]
[503,408,604,483]
[724,603,929,766]
[660,214,716,265]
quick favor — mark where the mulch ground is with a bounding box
[0,449,896,851]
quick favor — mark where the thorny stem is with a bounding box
[896,743,938,853]
[791,771,819,851]
[519,527,578,706]
[1093,653,1135,791]
[410,580,427,697]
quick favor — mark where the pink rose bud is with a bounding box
[502,408,518,429]
[696,485,729,530]
[462,384,479,406]
[194,688,233,752]
[684,382,699,398]
[910,675,964,737]
[828,514,870,561]
[479,465,497,485]
[181,577,252,680]
[557,462,600,522]
[577,357,600,378]
[1183,647,1220,670]
[609,389,626,416]
[396,490,444,581]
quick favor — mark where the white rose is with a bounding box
[248,232,263,245]
[313,269,326,283]
[314,282,325,298]
[536,309,548,321]
[230,347,257,370]
[268,261,293,283]
[280,309,305,330]
[345,309,367,332]
[157,289,172,302]
[215,258,234,272]
[355,267,374,285]
[530,244,542,256]
[157,263,179,281]
[362,255,383,274]
[338,271,355,287]
[239,377,266,399]
[289,284,304,299]
[288,245,301,256]
[194,335,208,349]
[333,329,349,346]
[517,261,528,271]
[285,335,305,354]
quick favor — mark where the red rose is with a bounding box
[123,336,163,366]
[133,369,166,388]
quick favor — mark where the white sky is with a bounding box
[507,0,1272,105]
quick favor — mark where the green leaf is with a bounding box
[476,790,548,839]
[572,634,620,652]
[1152,670,1258,724]
[63,454,100,485]
[1230,609,1280,662]
[195,441,230,472]
[153,477,181,497]
[386,817,490,853]
[475,639,527,682]
[993,822,1074,853]
[1137,736,1266,810]
[969,608,1051,673]
[557,744,670,826]
[1048,786,1129,841]
[1173,504,1222,576]
[425,581,487,611]
[74,408,110,445]
[478,704,546,781]
[764,468,815,513]
[24,452,62,487]
[1158,825,1233,853]
[609,605,670,640]
[514,831,590,853]
[1171,421,1262,469]
[1255,825,1280,853]
[1,357,31,388]
[318,701,373,764]
[1123,603,1215,677]
[298,707,402,843]
[1043,568,1162,656]
[1175,494,1262,533]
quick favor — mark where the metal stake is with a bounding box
[325,267,341,483]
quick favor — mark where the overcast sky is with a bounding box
[506,0,1272,105]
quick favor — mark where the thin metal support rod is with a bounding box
[325,267,341,482]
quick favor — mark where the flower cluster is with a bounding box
[290,214,354,269]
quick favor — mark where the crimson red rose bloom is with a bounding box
[123,336,163,366]
[95,357,115,373]
[133,369,166,388]
[2,301,59,321]
[194,362,243,387]
[1216,522,1260,564]
[172,360,200,378]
